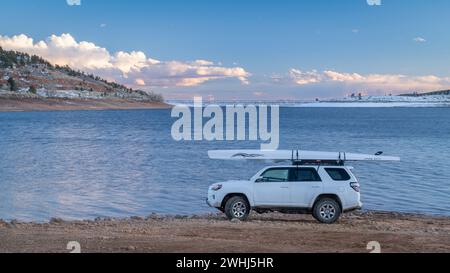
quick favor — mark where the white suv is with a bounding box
[207,165,362,224]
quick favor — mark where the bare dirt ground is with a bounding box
[0,97,171,112]
[1,211,449,253]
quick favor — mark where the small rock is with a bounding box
[127,246,136,251]
[131,216,143,221]
[49,218,64,224]
[146,213,162,220]
[230,218,241,224]
[0,220,13,228]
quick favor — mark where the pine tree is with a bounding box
[7,77,18,91]
[29,85,37,94]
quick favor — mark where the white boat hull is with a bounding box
[208,150,400,162]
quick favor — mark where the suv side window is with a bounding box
[290,168,322,182]
[260,168,290,182]
[325,168,351,181]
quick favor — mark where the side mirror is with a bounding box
[255,177,265,183]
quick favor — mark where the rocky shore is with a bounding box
[1,211,449,253]
[0,95,171,112]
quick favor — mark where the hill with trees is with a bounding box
[0,47,163,103]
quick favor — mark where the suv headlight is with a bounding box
[211,184,223,191]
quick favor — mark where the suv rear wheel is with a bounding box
[313,198,341,224]
[224,196,250,221]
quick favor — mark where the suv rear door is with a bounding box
[289,167,323,208]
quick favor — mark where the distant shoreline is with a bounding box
[167,94,450,108]
[0,96,172,112]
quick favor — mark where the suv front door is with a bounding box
[253,168,290,207]
[289,167,323,207]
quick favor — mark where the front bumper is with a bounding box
[206,190,222,208]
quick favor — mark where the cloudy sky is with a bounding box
[1,0,450,100]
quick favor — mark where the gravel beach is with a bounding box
[1,211,449,253]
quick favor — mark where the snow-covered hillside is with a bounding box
[328,95,450,103]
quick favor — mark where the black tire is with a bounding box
[313,198,341,224]
[224,196,250,221]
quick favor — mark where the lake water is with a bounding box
[1,107,450,221]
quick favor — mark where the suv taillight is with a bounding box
[350,182,360,193]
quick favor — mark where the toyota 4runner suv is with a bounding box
[207,165,362,224]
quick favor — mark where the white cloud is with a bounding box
[286,68,450,94]
[112,51,156,74]
[413,37,426,43]
[0,34,113,70]
[323,70,364,82]
[190,60,214,66]
[289,69,322,85]
[135,78,146,86]
[124,61,250,87]
[0,33,251,88]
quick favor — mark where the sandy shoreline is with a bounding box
[0,97,172,112]
[1,211,449,253]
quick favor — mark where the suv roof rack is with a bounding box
[292,160,345,166]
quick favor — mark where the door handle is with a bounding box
[280,186,289,189]
[312,186,321,189]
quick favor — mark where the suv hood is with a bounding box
[224,180,250,184]
[212,180,250,186]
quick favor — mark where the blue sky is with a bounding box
[1,0,449,100]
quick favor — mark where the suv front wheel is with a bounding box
[224,196,250,221]
[313,198,342,224]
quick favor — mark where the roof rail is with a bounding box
[292,160,345,166]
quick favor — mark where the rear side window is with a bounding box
[325,168,351,181]
[290,168,322,182]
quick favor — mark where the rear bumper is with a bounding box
[344,202,363,213]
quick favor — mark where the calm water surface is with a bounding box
[0,107,449,221]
